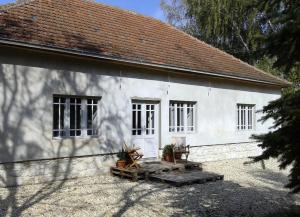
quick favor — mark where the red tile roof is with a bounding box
[0,0,288,86]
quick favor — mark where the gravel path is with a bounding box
[0,158,299,217]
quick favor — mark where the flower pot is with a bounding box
[175,152,182,160]
[165,154,174,162]
[116,160,127,168]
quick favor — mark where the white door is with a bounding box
[132,101,159,158]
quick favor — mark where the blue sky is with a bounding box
[0,0,166,22]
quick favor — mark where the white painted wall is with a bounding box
[0,46,281,163]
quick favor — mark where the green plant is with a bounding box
[162,144,174,159]
[116,149,129,161]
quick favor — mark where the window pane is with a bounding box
[70,98,81,136]
[132,103,142,136]
[53,131,59,137]
[237,106,240,130]
[53,104,59,130]
[53,97,59,103]
[248,106,253,129]
[60,104,65,130]
[146,110,150,129]
[70,131,75,137]
[53,97,66,137]
[169,105,175,132]
[187,107,193,128]
[132,111,136,129]
[76,104,81,131]
[87,105,92,129]
[151,110,155,133]
[177,104,184,132]
[87,99,98,136]
[70,104,75,130]
[137,109,141,129]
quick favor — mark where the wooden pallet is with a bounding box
[181,161,203,170]
[149,170,224,187]
[110,167,149,181]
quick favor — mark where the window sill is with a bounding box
[236,129,256,133]
[52,135,100,140]
[169,131,196,135]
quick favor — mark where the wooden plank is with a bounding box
[149,170,224,187]
[110,167,146,181]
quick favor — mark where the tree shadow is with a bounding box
[107,159,299,217]
[109,178,297,217]
[0,47,128,216]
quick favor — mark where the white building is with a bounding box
[0,0,288,186]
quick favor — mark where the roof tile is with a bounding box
[0,0,288,86]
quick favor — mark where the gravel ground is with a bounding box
[0,158,299,217]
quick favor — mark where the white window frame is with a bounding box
[169,101,196,133]
[237,104,256,131]
[53,95,100,139]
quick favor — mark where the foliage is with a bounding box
[257,0,300,72]
[255,57,300,91]
[161,0,265,64]
[253,2,300,193]
[161,0,300,70]
[252,90,300,193]
[162,144,174,158]
[117,149,129,161]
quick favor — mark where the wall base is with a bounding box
[0,155,115,188]
[189,142,262,162]
[1,142,262,187]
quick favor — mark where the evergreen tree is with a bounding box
[252,90,300,193]
[257,0,300,72]
[252,0,300,193]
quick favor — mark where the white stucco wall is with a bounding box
[0,46,281,164]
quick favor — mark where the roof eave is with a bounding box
[0,38,290,88]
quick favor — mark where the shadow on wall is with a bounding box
[0,59,127,216]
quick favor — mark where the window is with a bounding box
[237,104,255,130]
[132,103,142,136]
[169,101,196,133]
[53,96,100,138]
[53,97,66,137]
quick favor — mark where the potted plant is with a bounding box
[116,149,129,168]
[163,144,174,162]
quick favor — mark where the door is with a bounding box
[132,101,159,158]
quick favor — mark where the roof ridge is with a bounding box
[72,0,167,25]
[0,0,38,10]
[163,21,287,83]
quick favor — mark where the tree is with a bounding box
[161,0,265,64]
[252,0,300,193]
[257,0,300,72]
[255,57,300,92]
[252,90,300,193]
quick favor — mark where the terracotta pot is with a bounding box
[165,154,174,162]
[116,160,127,168]
[175,152,182,160]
